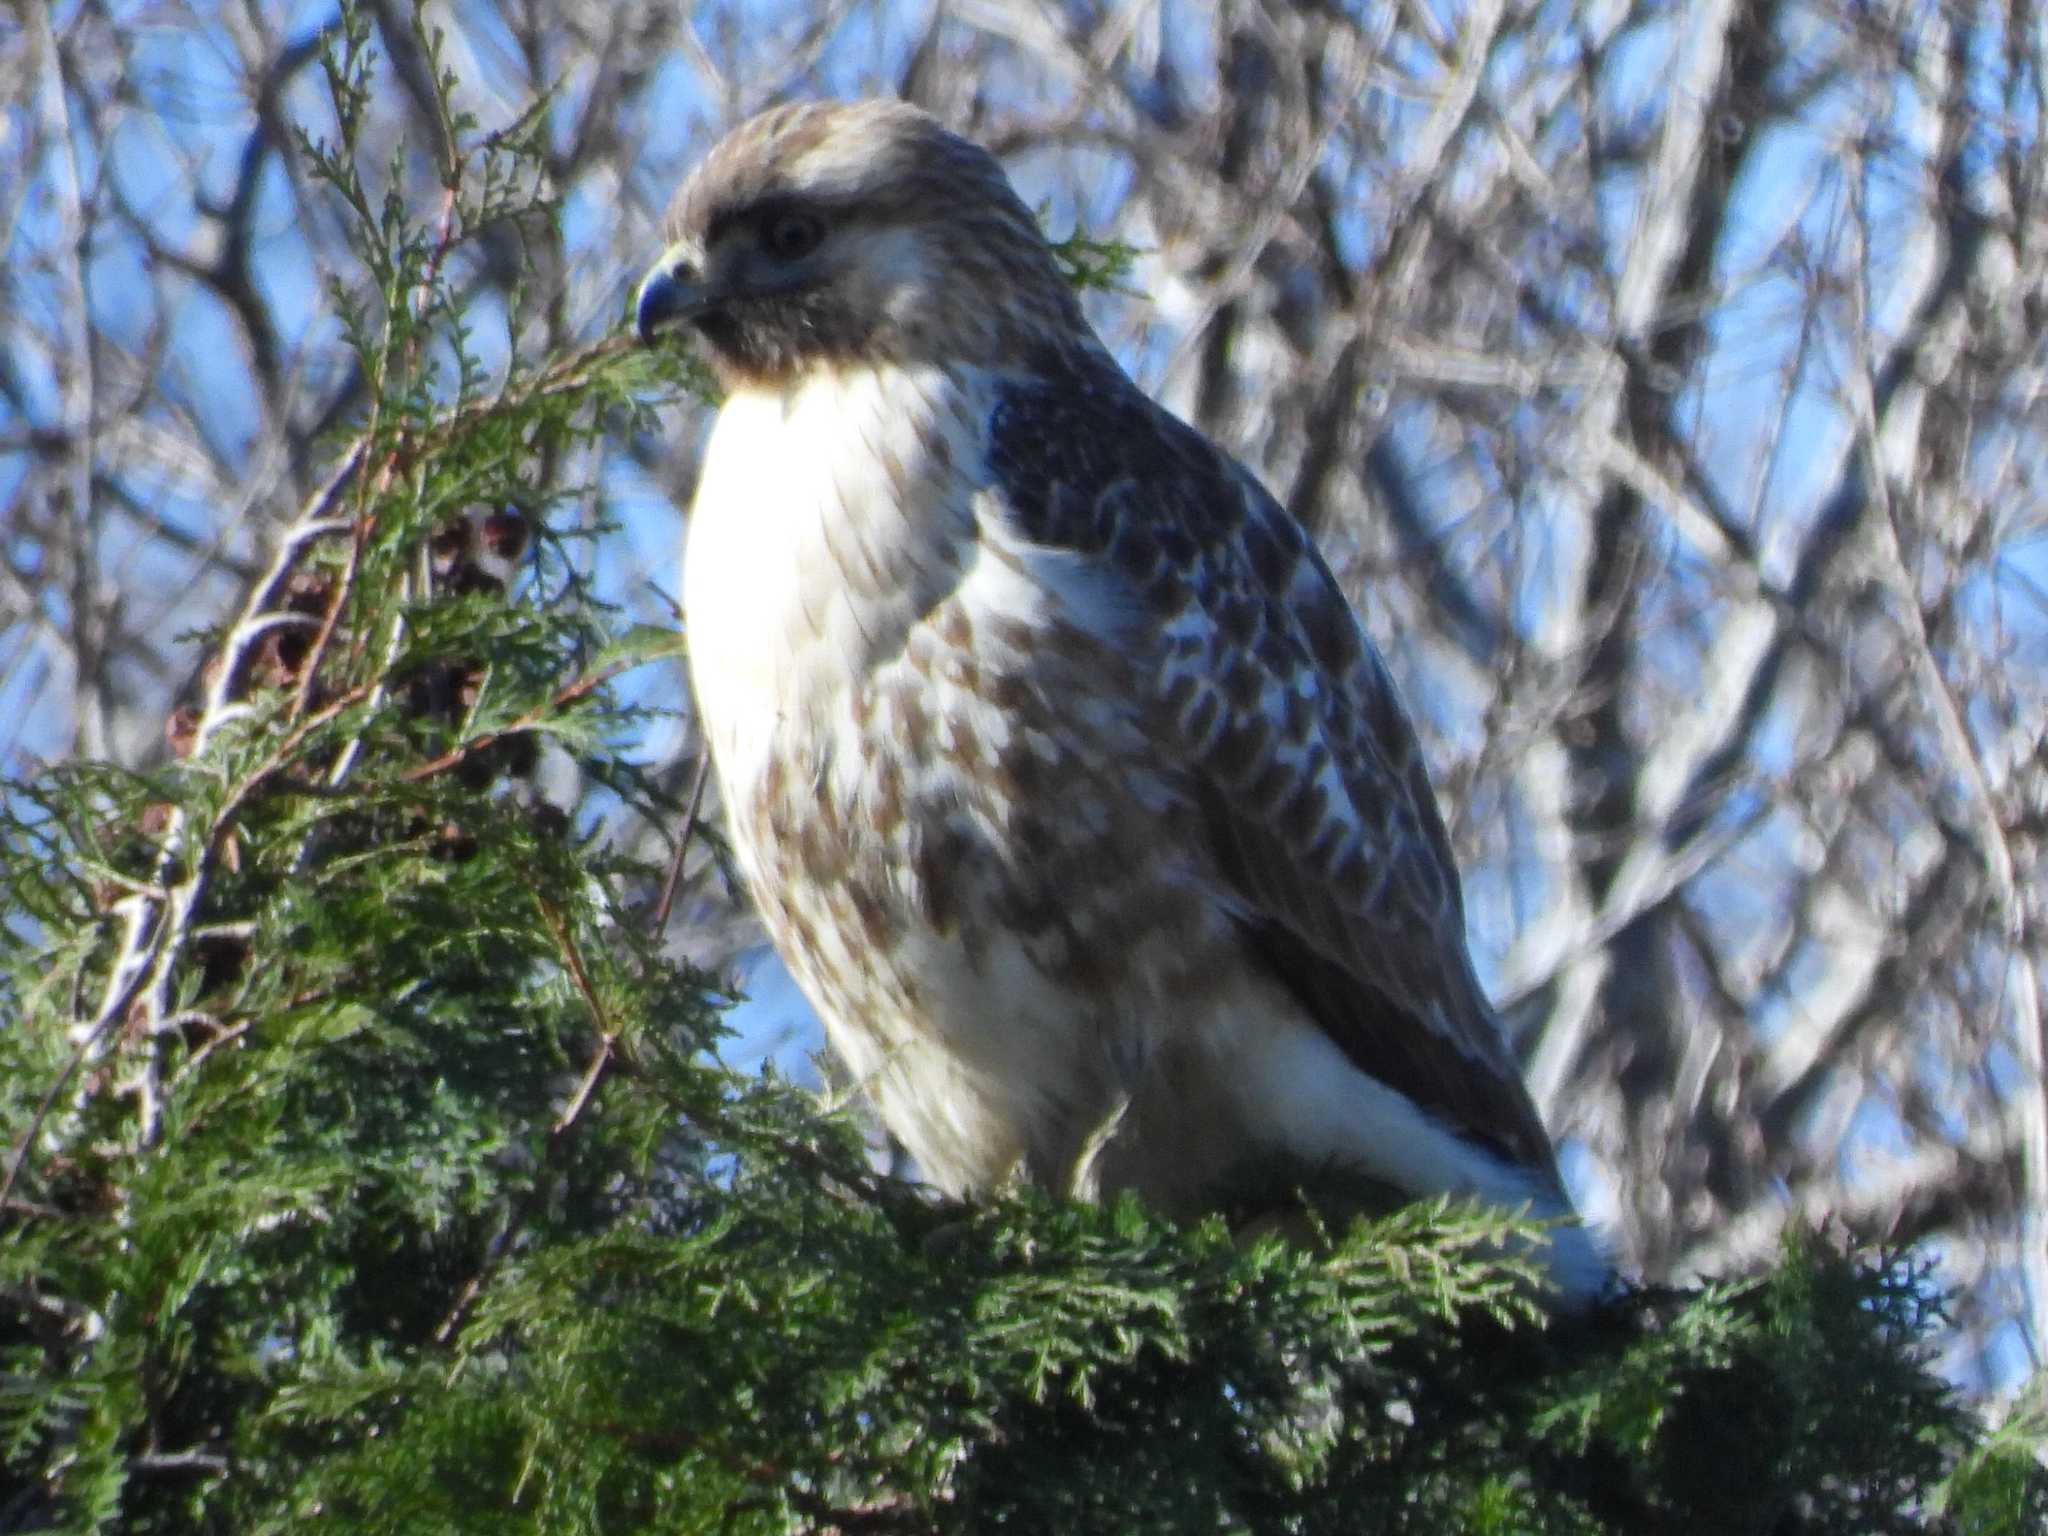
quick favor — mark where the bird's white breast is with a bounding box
[683,365,984,793]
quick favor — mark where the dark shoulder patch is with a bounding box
[986,350,1243,560]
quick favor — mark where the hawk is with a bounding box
[636,100,1606,1304]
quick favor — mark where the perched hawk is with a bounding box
[637,100,1606,1304]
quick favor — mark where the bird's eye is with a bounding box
[761,208,826,262]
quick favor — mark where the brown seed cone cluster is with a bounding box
[404,506,550,856]
[159,505,537,761]
[408,506,540,797]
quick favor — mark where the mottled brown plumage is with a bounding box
[637,100,1606,1302]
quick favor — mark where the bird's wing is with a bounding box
[985,354,1560,1178]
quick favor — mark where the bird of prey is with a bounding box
[636,100,1606,1304]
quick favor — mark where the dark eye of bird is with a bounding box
[762,208,826,262]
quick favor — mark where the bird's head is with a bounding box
[635,100,1087,390]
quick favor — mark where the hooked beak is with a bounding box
[634,249,713,346]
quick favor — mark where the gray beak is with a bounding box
[634,256,711,346]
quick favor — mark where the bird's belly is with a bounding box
[730,703,1140,1194]
[720,634,1247,1202]
[774,883,1276,1209]
[808,917,1123,1198]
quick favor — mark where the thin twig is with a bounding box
[0,1027,107,1213]
[651,746,713,937]
[539,894,616,1131]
